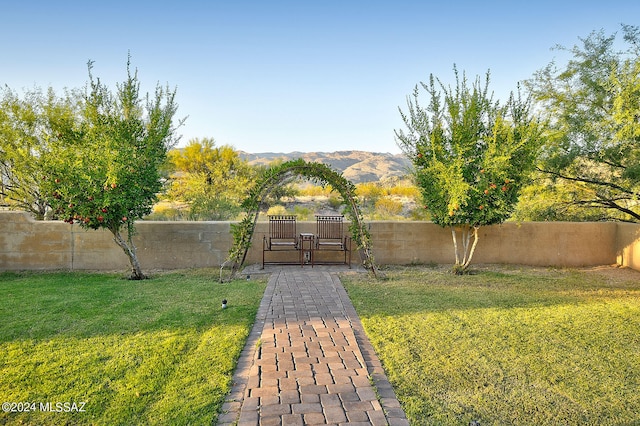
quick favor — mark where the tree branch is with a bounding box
[598,196,640,222]
[537,166,638,196]
[571,197,640,222]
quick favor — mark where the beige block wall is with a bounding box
[364,221,618,267]
[1,211,638,272]
[0,212,234,271]
[0,211,73,269]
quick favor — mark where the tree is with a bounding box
[527,24,640,222]
[164,138,256,220]
[513,175,618,222]
[396,68,544,273]
[42,59,182,279]
[0,86,80,218]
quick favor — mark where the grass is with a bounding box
[342,265,640,425]
[0,270,266,425]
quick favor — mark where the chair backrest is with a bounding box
[316,215,344,240]
[269,215,297,239]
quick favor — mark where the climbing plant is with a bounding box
[221,159,377,280]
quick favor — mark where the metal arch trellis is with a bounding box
[220,159,377,281]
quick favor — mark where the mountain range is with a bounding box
[239,151,413,183]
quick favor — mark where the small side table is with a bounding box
[299,233,315,267]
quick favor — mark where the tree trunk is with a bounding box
[451,227,461,266]
[110,226,146,280]
[464,226,480,269]
[450,225,480,274]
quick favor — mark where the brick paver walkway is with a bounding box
[217,267,409,426]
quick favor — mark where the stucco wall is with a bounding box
[1,211,638,272]
[364,221,619,267]
[0,212,234,271]
[616,222,640,270]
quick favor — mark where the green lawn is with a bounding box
[342,265,640,425]
[0,270,266,425]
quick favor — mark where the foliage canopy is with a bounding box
[396,67,544,272]
[164,138,256,220]
[41,59,182,279]
[527,24,640,222]
[0,87,80,218]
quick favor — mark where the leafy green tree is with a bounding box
[42,60,182,279]
[513,176,616,222]
[396,68,544,273]
[527,24,640,221]
[165,138,256,220]
[0,86,80,218]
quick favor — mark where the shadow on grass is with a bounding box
[342,265,640,425]
[0,270,265,342]
[343,264,640,318]
[0,270,267,425]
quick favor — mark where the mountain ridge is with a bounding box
[239,150,412,183]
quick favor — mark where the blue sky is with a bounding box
[2,1,638,153]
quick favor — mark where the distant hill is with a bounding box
[239,150,413,183]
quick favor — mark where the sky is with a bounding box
[2,1,638,154]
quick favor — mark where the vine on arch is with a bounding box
[221,159,377,281]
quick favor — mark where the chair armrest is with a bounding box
[344,236,351,250]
